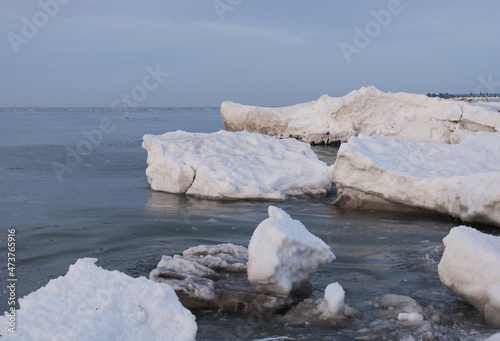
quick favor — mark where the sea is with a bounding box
[0,107,499,340]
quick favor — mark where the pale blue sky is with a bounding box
[1,0,499,107]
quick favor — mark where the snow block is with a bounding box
[142,130,332,200]
[221,86,500,144]
[247,206,335,294]
[332,132,500,226]
[150,243,293,314]
[438,226,500,327]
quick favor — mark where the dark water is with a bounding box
[0,108,498,340]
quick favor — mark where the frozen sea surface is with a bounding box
[1,107,499,340]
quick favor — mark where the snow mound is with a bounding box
[282,282,354,327]
[332,132,500,226]
[247,206,335,294]
[0,258,197,341]
[142,130,332,200]
[221,87,500,144]
[438,226,500,327]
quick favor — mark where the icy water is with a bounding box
[0,107,499,340]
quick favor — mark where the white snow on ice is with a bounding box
[142,130,332,200]
[332,131,500,226]
[221,86,500,144]
[438,226,500,327]
[0,258,197,341]
[247,206,335,294]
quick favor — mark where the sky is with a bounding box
[1,0,499,107]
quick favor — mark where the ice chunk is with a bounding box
[221,87,500,144]
[282,282,354,327]
[157,255,220,278]
[324,282,346,316]
[438,226,500,327]
[142,130,332,200]
[0,258,197,341]
[150,243,293,313]
[183,243,248,272]
[397,312,424,325]
[247,206,335,294]
[332,132,500,226]
[378,294,424,317]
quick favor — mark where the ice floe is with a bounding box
[221,86,500,144]
[332,131,500,226]
[247,206,335,295]
[438,226,500,327]
[150,242,293,313]
[0,258,197,341]
[142,130,332,200]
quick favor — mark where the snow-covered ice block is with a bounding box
[182,243,248,272]
[0,258,197,341]
[332,132,500,226]
[247,206,335,294]
[221,86,500,144]
[150,244,249,308]
[150,243,293,313]
[438,226,500,327]
[142,130,332,200]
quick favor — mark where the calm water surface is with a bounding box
[0,108,498,340]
